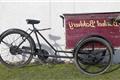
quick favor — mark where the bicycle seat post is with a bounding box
[32,24,36,30]
[26,19,41,49]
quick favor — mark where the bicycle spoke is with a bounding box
[8,35,13,44]
[11,35,21,45]
[1,40,12,47]
[92,43,94,51]
[84,65,92,71]
[0,48,9,52]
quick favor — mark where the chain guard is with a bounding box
[37,49,49,62]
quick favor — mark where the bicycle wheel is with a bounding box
[74,37,113,76]
[0,29,35,68]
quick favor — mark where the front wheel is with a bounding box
[0,29,35,68]
[74,37,113,76]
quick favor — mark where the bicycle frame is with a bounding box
[26,24,73,59]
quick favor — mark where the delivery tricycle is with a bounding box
[0,12,120,76]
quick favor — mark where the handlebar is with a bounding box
[60,15,65,27]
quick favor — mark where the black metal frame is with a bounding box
[26,24,73,59]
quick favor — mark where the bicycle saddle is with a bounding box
[26,19,40,24]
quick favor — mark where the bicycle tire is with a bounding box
[74,37,113,76]
[0,29,35,68]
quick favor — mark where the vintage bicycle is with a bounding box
[0,16,113,76]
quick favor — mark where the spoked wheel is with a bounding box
[0,29,35,68]
[74,37,113,76]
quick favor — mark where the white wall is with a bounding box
[0,1,120,62]
[1,2,120,47]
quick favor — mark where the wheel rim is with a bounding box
[0,33,32,67]
[76,40,112,75]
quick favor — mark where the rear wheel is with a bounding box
[74,37,113,76]
[0,29,35,68]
